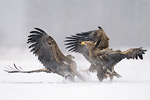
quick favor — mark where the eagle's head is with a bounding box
[81,41,95,50]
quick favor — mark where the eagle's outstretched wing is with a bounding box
[99,48,146,69]
[65,27,109,61]
[122,47,146,60]
[93,48,146,81]
[28,28,69,76]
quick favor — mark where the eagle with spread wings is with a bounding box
[65,26,109,72]
[5,28,84,81]
[65,27,146,81]
[80,41,146,81]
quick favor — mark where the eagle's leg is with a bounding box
[110,66,121,79]
[97,72,105,81]
[109,71,121,80]
[96,66,105,81]
[105,67,121,80]
[109,67,114,80]
[88,64,97,72]
[109,75,114,81]
[113,71,121,78]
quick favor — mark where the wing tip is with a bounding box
[29,27,46,34]
[98,26,102,29]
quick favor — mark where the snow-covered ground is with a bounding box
[0,48,150,100]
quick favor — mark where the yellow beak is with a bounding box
[81,41,85,45]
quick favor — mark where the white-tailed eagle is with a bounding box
[80,41,146,81]
[5,28,84,81]
[65,26,109,72]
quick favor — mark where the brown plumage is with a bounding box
[65,26,109,53]
[65,26,109,73]
[81,41,147,81]
[5,28,84,81]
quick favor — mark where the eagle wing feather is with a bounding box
[28,28,67,75]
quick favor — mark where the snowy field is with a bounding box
[0,48,150,100]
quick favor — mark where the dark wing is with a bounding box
[122,47,147,60]
[28,28,68,75]
[65,27,109,60]
[100,47,146,69]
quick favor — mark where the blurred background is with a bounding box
[0,1,150,90]
[0,0,150,56]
